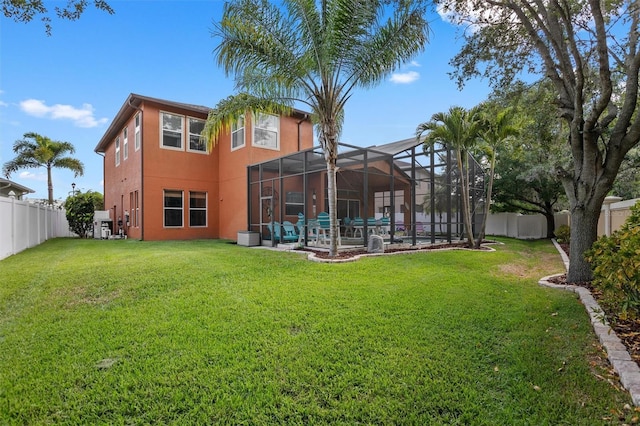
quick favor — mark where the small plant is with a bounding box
[585,202,640,320]
[555,224,570,243]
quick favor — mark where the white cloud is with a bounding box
[390,71,420,84]
[19,171,47,181]
[410,61,421,67]
[19,99,108,128]
[0,100,8,107]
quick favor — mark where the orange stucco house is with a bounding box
[95,93,313,241]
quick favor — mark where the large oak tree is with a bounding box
[439,0,640,282]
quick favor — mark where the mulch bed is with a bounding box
[549,243,640,364]
[298,241,479,260]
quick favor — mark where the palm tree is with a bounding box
[202,0,430,257]
[3,132,84,205]
[417,106,481,248]
[474,105,519,248]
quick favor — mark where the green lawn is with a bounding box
[0,238,634,424]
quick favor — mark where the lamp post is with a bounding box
[71,182,76,196]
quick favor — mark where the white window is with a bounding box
[135,113,141,151]
[252,113,279,150]
[285,192,304,216]
[164,190,183,227]
[188,118,207,153]
[123,127,128,160]
[115,137,120,166]
[161,112,183,149]
[232,116,245,150]
[189,191,207,227]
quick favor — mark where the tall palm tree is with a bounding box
[474,105,519,248]
[417,106,481,248]
[3,132,84,205]
[202,0,430,257]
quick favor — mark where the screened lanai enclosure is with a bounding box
[248,138,486,249]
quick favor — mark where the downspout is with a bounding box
[128,97,144,240]
[296,114,309,151]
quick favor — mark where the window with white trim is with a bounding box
[189,191,207,227]
[164,190,183,227]
[115,137,120,166]
[232,116,245,150]
[252,113,279,150]
[161,112,183,149]
[123,127,128,160]
[285,192,304,216]
[188,118,207,153]
[135,113,141,151]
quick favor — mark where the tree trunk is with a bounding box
[326,160,338,257]
[544,209,556,239]
[457,149,475,247]
[475,155,495,249]
[567,207,600,283]
[47,165,54,205]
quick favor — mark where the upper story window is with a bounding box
[123,127,129,160]
[188,118,207,153]
[115,137,120,166]
[253,113,279,150]
[161,112,183,149]
[134,113,141,151]
[232,116,245,151]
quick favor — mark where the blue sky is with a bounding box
[0,0,493,203]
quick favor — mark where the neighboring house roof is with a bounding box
[94,93,313,153]
[0,178,35,197]
[368,136,426,157]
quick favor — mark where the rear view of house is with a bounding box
[95,94,313,241]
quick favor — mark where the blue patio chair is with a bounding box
[342,217,353,237]
[282,221,299,242]
[267,221,298,243]
[379,216,390,236]
[353,217,364,238]
[296,213,318,244]
[317,212,330,245]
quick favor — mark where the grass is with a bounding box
[0,237,635,424]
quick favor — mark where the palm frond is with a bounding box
[202,93,293,148]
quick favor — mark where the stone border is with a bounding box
[300,243,498,263]
[540,239,640,405]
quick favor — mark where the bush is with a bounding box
[555,224,570,243]
[585,202,640,320]
[64,190,104,238]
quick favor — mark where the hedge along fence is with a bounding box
[0,195,73,261]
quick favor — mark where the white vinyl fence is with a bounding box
[485,212,570,239]
[0,195,73,261]
[486,197,639,240]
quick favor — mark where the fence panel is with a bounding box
[0,196,73,261]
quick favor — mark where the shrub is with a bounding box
[555,224,570,243]
[585,202,640,320]
[64,190,104,238]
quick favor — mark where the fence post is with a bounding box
[603,196,622,237]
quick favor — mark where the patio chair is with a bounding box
[317,212,330,245]
[342,217,353,237]
[352,217,364,238]
[267,221,298,243]
[282,221,299,242]
[378,216,390,236]
[297,213,318,245]
[316,212,341,246]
